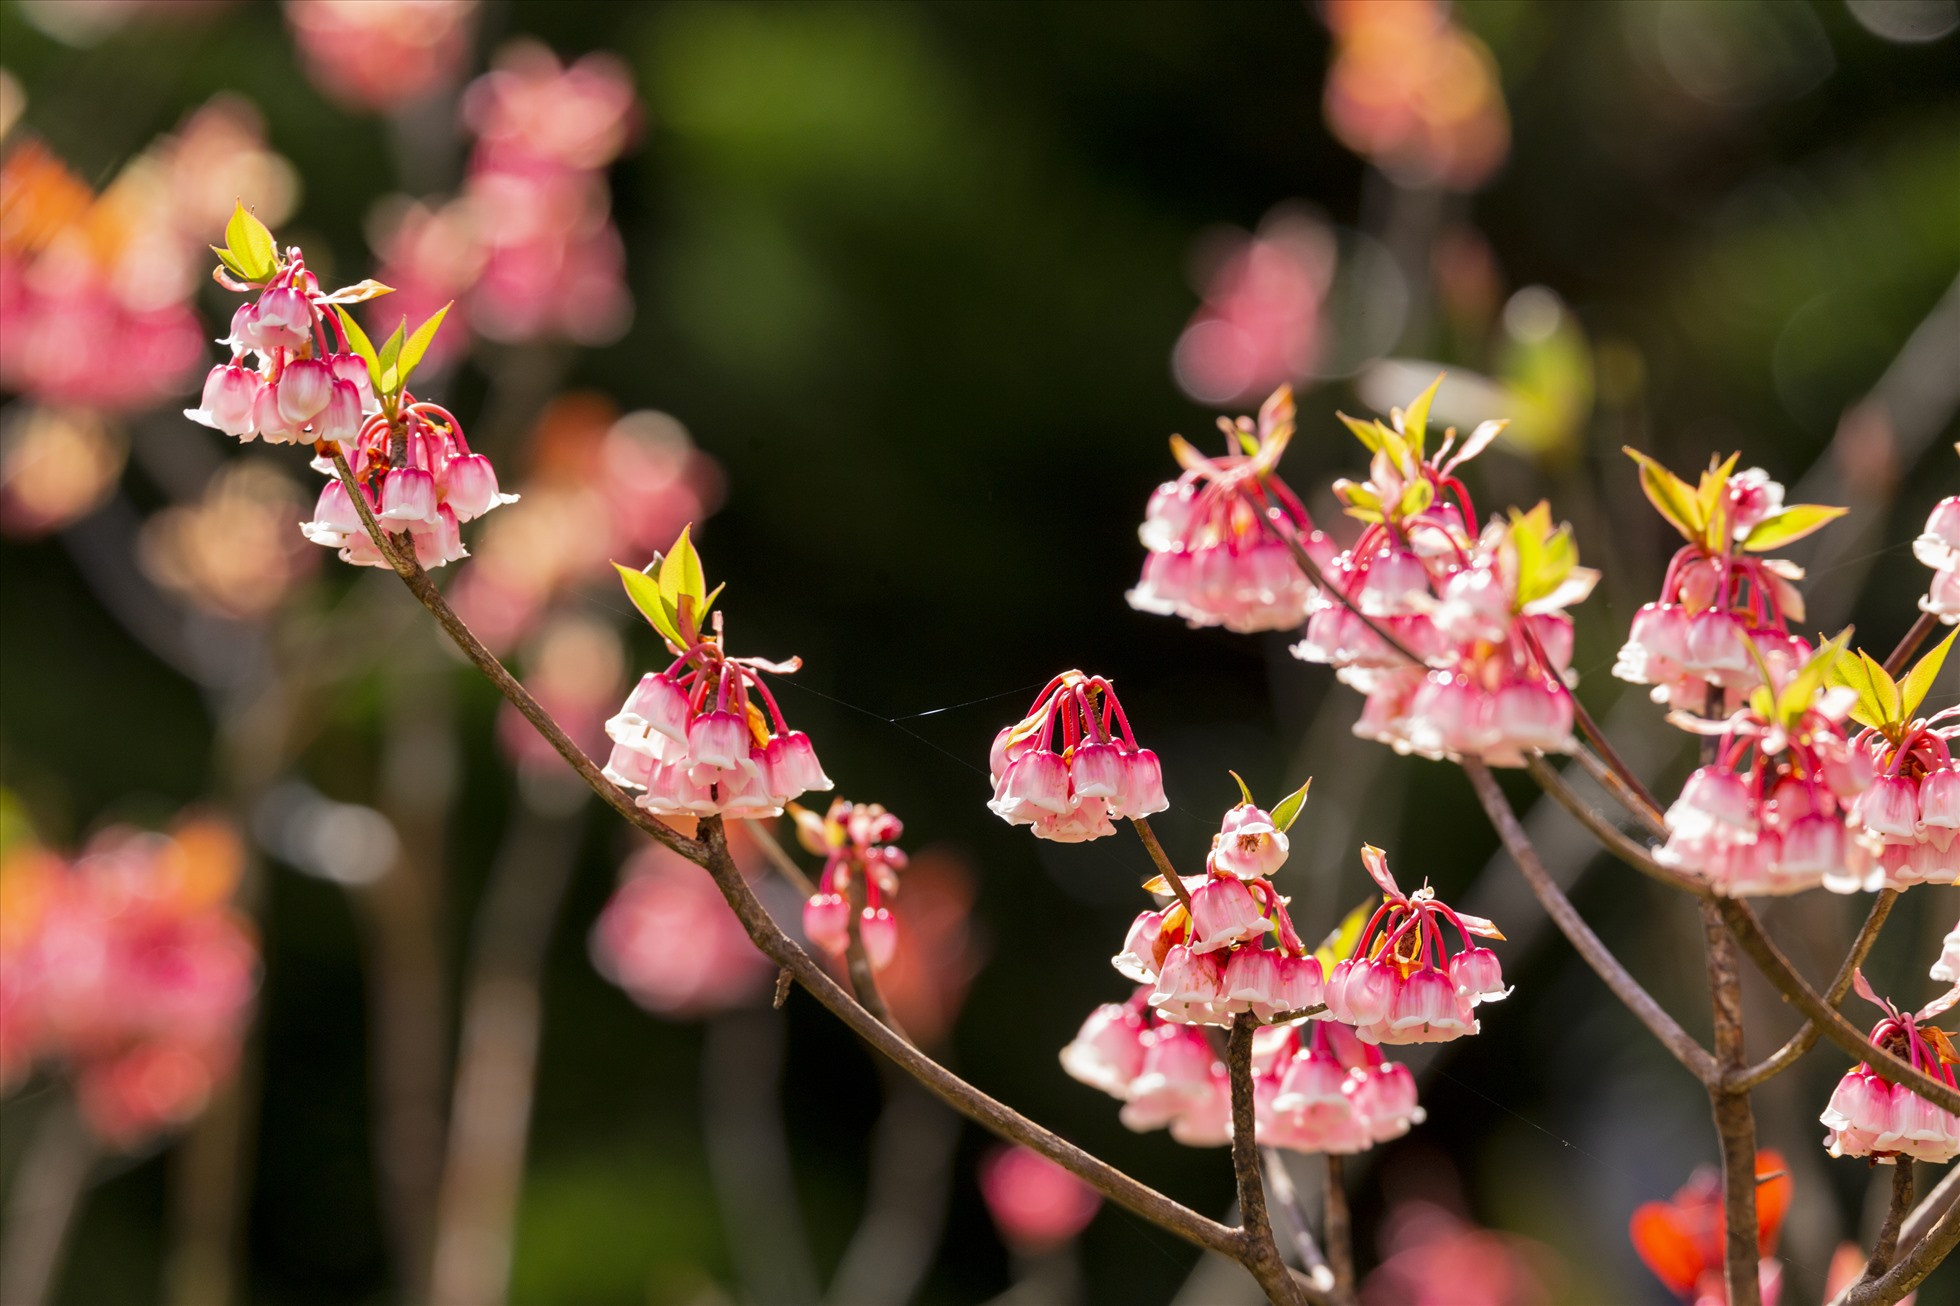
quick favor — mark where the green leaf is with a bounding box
[1624,448,1703,543]
[657,525,707,614]
[224,201,278,282]
[1313,898,1373,970]
[1337,412,1388,455]
[376,317,407,394]
[1395,476,1435,519]
[335,307,383,393]
[1776,629,1852,724]
[1741,503,1850,553]
[614,562,682,646]
[395,303,452,391]
[1900,628,1957,723]
[1399,374,1443,459]
[1270,777,1312,831]
[210,246,251,281]
[1227,770,1255,806]
[1827,649,1900,731]
[697,581,726,623]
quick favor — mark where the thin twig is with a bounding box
[0,1093,96,1306]
[1568,741,1668,838]
[1862,1164,1915,1283]
[1882,610,1940,678]
[1227,1015,1309,1306]
[1698,899,1760,1306]
[1321,1154,1353,1301]
[1728,890,1897,1091]
[1835,1189,1960,1306]
[1522,754,1707,896]
[1132,817,1195,912]
[338,491,1269,1277]
[1900,1165,1960,1256]
[1719,901,1960,1116]
[1462,760,1719,1081]
[328,451,702,865]
[1566,694,1667,829]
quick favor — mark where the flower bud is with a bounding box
[858,906,898,970]
[802,893,850,955]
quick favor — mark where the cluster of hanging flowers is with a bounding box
[1612,453,1840,712]
[184,206,516,570]
[1832,631,1959,887]
[1287,383,1593,769]
[1918,489,1960,626]
[1819,971,1960,1165]
[987,673,1167,842]
[1126,386,1334,633]
[1111,783,1323,1026]
[1320,847,1508,1044]
[1059,996,1423,1154]
[798,798,907,971]
[1656,634,1876,896]
[601,528,832,821]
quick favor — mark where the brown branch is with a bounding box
[1862,1163,1915,1284]
[0,1093,96,1306]
[328,451,702,865]
[1567,697,1667,831]
[1522,754,1708,896]
[1699,900,1761,1306]
[1131,817,1195,912]
[1718,901,1960,1116]
[1321,1154,1353,1301]
[1227,1015,1309,1306]
[1836,1187,1960,1306]
[1462,760,1719,1082]
[1882,610,1940,678]
[1902,1165,1960,1255]
[1728,890,1897,1091]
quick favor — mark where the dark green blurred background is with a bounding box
[2,1,1958,1302]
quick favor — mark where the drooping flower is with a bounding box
[1263,1020,1425,1155]
[1128,386,1333,634]
[1320,846,1507,1046]
[602,528,831,821]
[1657,634,1883,895]
[1934,920,1960,986]
[1916,493,1960,626]
[987,672,1166,842]
[1819,971,1960,1165]
[188,210,516,571]
[1614,451,1844,712]
[978,1145,1102,1255]
[795,799,906,973]
[1629,1151,1791,1305]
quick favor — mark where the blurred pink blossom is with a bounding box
[285,0,480,114]
[1172,210,1333,405]
[1361,1200,1556,1306]
[978,1144,1101,1255]
[0,819,258,1147]
[590,842,772,1020]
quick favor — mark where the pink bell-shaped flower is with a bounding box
[1060,1003,1148,1099]
[1448,946,1509,1006]
[1115,748,1168,819]
[802,893,850,955]
[858,906,897,970]
[1120,1027,1218,1130]
[252,287,312,349]
[185,363,261,438]
[685,710,749,775]
[1186,876,1271,955]
[315,378,363,446]
[1209,804,1289,879]
[379,466,438,524]
[275,358,335,426]
[1069,742,1123,800]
